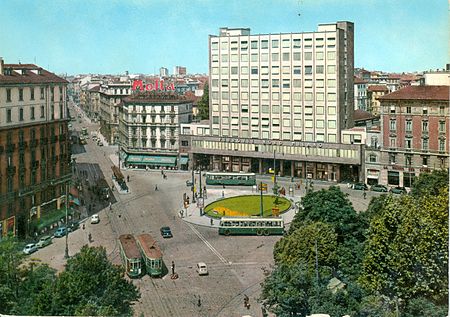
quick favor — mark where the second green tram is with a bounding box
[136,233,163,277]
[218,217,285,236]
[205,172,256,186]
[118,234,143,278]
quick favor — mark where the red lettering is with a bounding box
[132,80,144,91]
[146,83,154,91]
[155,79,159,91]
[160,80,164,91]
[167,83,175,91]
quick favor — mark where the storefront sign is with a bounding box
[131,79,175,91]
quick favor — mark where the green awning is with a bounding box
[126,155,177,166]
[179,157,189,165]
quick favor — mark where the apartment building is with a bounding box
[99,80,132,144]
[118,91,193,170]
[187,22,361,181]
[376,85,449,187]
[0,59,71,238]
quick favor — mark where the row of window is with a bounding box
[388,105,447,116]
[2,104,65,123]
[386,154,444,168]
[207,129,338,143]
[211,65,336,75]
[5,86,64,103]
[212,116,337,129]
[388,137,446,152]
[212,51,336,63]
[211,91,337,102]
[389,119,446,132]
[211,104,337,115]
[212,78,337,89]
[211,37,336,51]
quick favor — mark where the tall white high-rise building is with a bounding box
[209,22,354,143]
[186,22,361,182]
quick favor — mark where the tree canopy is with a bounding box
[196,83,209,120]
[411,169,448,197]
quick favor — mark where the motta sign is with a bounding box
[132,79,175,91]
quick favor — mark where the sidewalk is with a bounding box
[180,187,300,228]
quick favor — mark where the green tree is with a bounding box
[35,245,140,316]
[0,236,25,313]
[274,221,337,270]
[196,83,209,120]
[260,262,314,317]
[411,169,448,197]
[360,189,448,306]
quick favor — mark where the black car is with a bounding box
[371,184,388,192]
[353,183,368,190]
[160,226,173,238]
[390,186,407,194]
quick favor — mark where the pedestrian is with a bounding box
[88,233,92,242]
[197,295,201,307]
[171,261,175,275]
[363,191,367,199]
[210,218,213,226]
[222,191,224,198]
[127,175,130,182]
[82,223,85,230]
[109,202,112,210]
[155,185,158,191]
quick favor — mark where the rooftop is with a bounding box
[0,63,68,85]
[379,85,449,101]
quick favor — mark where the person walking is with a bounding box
[109,202,112,210]
[171,261,175,275]
[127,175,130,182]
[155,185,158,191]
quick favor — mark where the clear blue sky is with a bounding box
[0,0,447,75]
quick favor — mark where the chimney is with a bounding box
[0,57,3,75]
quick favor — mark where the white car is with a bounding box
[23,243,38,255]
[91,214,100,224]
[196,262,208,276]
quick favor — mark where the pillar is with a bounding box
[280,160,284,176]
[302,161,307,178]
[259,158,263,174]
[291,161,295,178]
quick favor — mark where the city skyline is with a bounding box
[0,0,447,75]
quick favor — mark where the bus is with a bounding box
[218,216,284,236]
[118,234,143,278]
[136,233,163,277]
[205,172,256,186]
[95,178,110,201]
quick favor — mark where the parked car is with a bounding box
[353,183,368,190]
[54,226,67,238]
[196,262,208,276]
[68,221,80,232]
[390,186,407,194]
[91,214,100,224]
[371,184,388,192]
[97,140,103,146]
[36,235,52,248]
[160,226,173,238]
[186,180,193,187]
[23,243,38,255]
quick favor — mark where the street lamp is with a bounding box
[191,168,196,203]
[273,149,278,195]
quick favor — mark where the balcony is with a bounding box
[6,144,16,153]
[7,166,16,175]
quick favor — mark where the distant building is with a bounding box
[0,58,71,238]
[118,91,193,170]
[159,67,169,77]
[173,66,187,76]
[367,85,389,116]
[422,69,450,86]
[354,77,368,110]
[377,85,449,187]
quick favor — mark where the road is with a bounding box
[32,101,375,317]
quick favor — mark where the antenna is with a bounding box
[297,0,303,18]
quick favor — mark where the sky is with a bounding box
[0,0,447,75]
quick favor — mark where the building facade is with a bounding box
[118,91,193,169]
[367,85,389,116]
[186,22,360,182]
[354,77,368,111]
[99,81,132,144]
[0,59,71,238]
[374,85,449,187]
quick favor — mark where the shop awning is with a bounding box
[126,155,177,166]
[179,157,189,165]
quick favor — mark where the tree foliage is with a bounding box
[360,189,448,305]
[196,83,209,120]
[274,221,337,269]
[411,169,448,197]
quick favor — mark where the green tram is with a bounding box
[136,233,163,277]
[218,216,284,236]
[205,172,256,186]
[118,234,143,278]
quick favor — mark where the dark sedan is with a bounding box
[390,186,407,194]
[353,183,368,190]
[371,184,388,192]
[160,226,173,238]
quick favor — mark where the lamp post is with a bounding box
[272,149,278,195]
[64,182,69,259]
[191,167,196,203]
